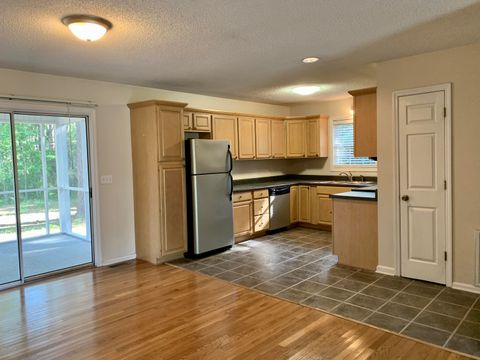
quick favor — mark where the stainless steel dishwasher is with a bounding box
[269,186,290,231]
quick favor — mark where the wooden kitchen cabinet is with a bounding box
[285,119,306,158]
[271,119,286,158]
[128,100,188,264]
[255,118,271,159]
[298,185,311,223]
[158,162,187,256]
[306,117,329,158]
[332,198,378,271]
[237,116,256,159]
[233,200,253,239]
[348,87,377,158]
[316,195,332,224]
[192,112,211,132]
[290,185,299,223]
[253,192,270,233]
[313,186,353,226]
[212,114,238,159]
[183,111,193,130]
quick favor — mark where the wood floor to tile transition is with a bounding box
[0,261,473,360]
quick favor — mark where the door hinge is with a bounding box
[444,251,447,261]
[89,187,93,198]
[444,107,447,118]
[444,180,447,190]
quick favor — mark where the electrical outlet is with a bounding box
[100,175,113,184]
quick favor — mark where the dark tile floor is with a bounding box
[170,228,480,358]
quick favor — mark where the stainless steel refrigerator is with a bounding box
[185,139,234,257]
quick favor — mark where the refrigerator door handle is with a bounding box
[229,172,234,201]
[227,145,233,172]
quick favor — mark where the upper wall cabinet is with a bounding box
[255,118,271,159]
[156,104,185,162]
[306,116,329,158]
[212,114,238,159]
[271,119,286,158]
[184,111,211,132]
[348,87,377,158]
[285,119,306,158]
[238,116,256,159]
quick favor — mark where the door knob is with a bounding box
[401,195,410,201]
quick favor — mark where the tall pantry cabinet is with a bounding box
[128,100,188,264]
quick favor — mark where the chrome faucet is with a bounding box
[339,171,353,182]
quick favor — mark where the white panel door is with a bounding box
[399,91,446,284]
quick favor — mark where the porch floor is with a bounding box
[0,234,92,284]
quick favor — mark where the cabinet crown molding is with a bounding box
[128,100,188,109]
[348,87,377,96]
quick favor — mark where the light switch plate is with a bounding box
[100,175,113,184]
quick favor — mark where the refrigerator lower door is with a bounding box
[192,173,234,254]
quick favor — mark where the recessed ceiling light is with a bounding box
[292,86,321,96]
[302,57,319,64]
[62,15,112,41]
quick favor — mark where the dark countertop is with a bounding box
[232,175,377,192]
[330,191,377,201]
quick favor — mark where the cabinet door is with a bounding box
[271,119,286,158]
[157,106,184,161]
[298,185,311,223]
[255,118,271,159]
[350,89,377,157]
[306,119,319,157]
[317,195,332,224]
[233,200,253,239]
[212,114,238,159]
[290,185,298,223]
[158,162,186,256]
[286,120,306,158]
[319,116,329,158]
[238,116,256,159]
[193,113,211,132]
[183,112,192,130]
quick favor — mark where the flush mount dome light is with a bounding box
[62,15,112,41]
[302,57,319,63]
[292,86,321,96]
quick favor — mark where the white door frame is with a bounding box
[0,98,103,270]
[392,83,452,286]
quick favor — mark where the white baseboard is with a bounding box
[376,265,396,276]
[452,282,480,295]
[101,254,136,267]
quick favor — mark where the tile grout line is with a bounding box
[397,286,447,336]
[443,294,480,347]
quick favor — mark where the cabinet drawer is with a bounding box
[254,214,269,233]
[253,189,269,199]
[316,186,352,195]
[253,198,269,216]
[233,191,252,203]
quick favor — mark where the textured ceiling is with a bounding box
[1,0,480,104]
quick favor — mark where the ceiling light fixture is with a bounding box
[62,15,112,41]
[292,86,321,96]
[302,57,319,64]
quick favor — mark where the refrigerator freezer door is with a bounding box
[190,139,231,175]
[192,173,234,254]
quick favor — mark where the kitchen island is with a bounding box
[331,189,378,271]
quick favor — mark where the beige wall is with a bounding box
[377,43,480,287]
[0,68,289,265]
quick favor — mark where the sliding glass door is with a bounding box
[0,110,93,287]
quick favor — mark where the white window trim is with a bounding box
[329,117,377,172]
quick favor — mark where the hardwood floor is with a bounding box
[0,261,472,360]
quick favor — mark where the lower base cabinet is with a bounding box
[233,189,269,242]
[233,200,253,239]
